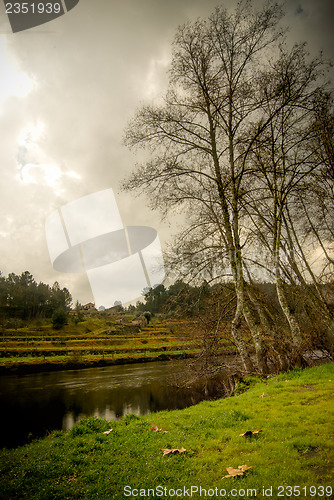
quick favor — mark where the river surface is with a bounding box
[0,360,222,449]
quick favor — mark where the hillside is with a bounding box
[0,312,236,374]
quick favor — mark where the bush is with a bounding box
[52,308,68,329]
[143,311,151,324]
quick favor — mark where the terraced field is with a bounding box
[0,313,235,372]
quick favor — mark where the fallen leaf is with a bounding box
[239,465,253,472]
[259,392,268,398]
[239,430,262,437]
[225,467,244,477]
[161,447,186,456]
[223,465,253,478]
[151,424,168,433]
[103,429,113,435]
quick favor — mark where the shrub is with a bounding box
[142,311,152,324]
[52,308,68,329]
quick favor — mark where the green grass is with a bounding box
[0,363,333,499]
[0,349,198,367]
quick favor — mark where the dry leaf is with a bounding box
[259,392,268,398]
[223,465,253,478]
[151,424,168,433]
[103,429,113,435]
[239,465,253,472]
[161,447,186,456]
[239,430,262,437]
[225,467,244,477]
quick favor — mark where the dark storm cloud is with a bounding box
[285,0,334,57]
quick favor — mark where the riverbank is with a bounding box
[0,363,333,499]
[0,350,204,375]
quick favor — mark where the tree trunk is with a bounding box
[243,301,269,374]
[274,213,302,347]
[275,276,302,346]
[207,101,253,372]
[232,287,254,373]
[285,208,332,319]
[246,286,289,371]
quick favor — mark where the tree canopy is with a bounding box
[0,270,72,320]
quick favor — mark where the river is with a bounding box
[0,359,227,449]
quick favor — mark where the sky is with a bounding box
[0,0,333,307]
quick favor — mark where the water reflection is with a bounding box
[0,360,210,449]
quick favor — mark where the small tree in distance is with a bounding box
[52,308,68,330]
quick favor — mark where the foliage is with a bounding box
[137,281,211,317]
[0,270,72,320]
[51,308,68,330]
[142,311,151,324]
[72,300,84,325]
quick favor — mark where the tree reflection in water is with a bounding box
[0,359,232,449]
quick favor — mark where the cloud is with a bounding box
[0,0,333,304]
[0,38,34,106]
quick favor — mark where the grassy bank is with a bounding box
[0,314,235,374]
[0,350,199,375]
[0,363,333,499]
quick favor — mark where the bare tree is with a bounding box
[123,2,333,371]
[245,44,333,354]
